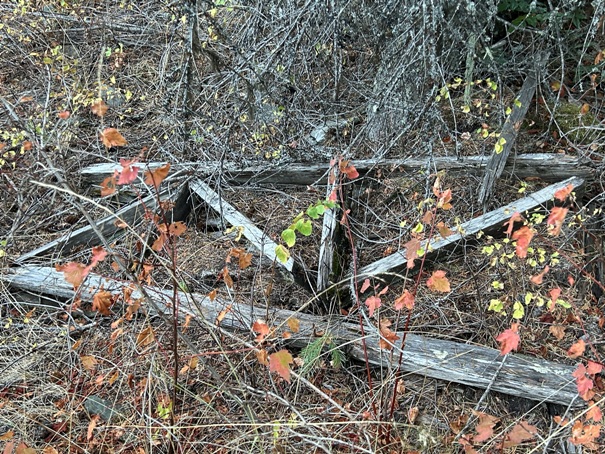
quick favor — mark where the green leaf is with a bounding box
[298,219,312,236]
[556,299,572,309]
[307,206,319,219]
[315,204,326,216]
[281,229,296,247]
[275,245,290,264]
[512,301,525,319]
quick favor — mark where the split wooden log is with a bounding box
[80,153,594,189]
[14,184,190,265]
[188,179,311,290]
[2,265,582,408]
[354,176,584,285]
[478,54,547,205]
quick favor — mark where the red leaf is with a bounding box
[117,158,139,184]
[90,246,108,267]
[496,322,520,355]
[394,290,415,310]
[572,364,595,400]
[554,183,574,201]
[365,295,381,317]
[567,339,586,359]
[100,128,127,148]
[426,270,450,293]
[360,279,371,293]
[586,361,603,375]
[269,349,293,383]
[339,159,359,180]
[253,320,270,343]
[504,212,523,237]
[586,401,603,422]
[57,110,70,119]
[512,226,534,258]
[547,206,568,236]
[144,163,171,189]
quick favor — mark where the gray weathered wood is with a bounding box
[189,179,310,289]
[478,56,546,204]
[317,166,339,294]
[15,185,187,264]
[355,177,584,284]
[2,265,582,408]
[80,153,594,189]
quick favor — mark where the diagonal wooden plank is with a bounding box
[189,179,311,289]
[2,265,582,408]
[14,185,189,264]
[354,176,584,284]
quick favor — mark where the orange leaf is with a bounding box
[90,246,108,267]
[512,226,534,258]
[91,99,108,117]
[365,295,381,317]
[394,289,415,310]
[586,401,603,422]
[426,270,450,293]
[80,355,98,372]
[100,128,127,148]
[256,349,269,366]
[549,325,565,340]
[100,175,117,196]
[208,289,217,301]
[404,238,421,269]
[144,163,171,189]
[379,320,400,350]
[339,159,359,180]
[92,290,114,316]
[215,305,231,326]
[136,325,155,347]
[57,110,70,119]
[547,206,568,236]
[15,443,36,454]
[496,322,520,355]
[287,318,300,333]
[169,221,187,236]
[253,320,270,343]
[269,349,294,383]
[55,262,88,289]
[437,221,453,238]
[567,339,586,359]
[569,421,601,449]
[473,411,500,443]
[87,414,99,441]
[117,157,139,184]
[220,266,233,288]
[503,421,538,448]
[554,183,574,201]
[580,103,590,115]
[530,265,550,285]
[152,233,166,251]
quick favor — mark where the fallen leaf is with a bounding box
[100,175,117,196]
[530,265,550,285]
[567,339,586,359]
[80,355,98,372]
[55,262,88,289]
[503,421,538,447]
[549,325,565,340]
[360,279,371,293]
[269,349,294,383]
[473,411,500,443]
[91,99,108,117]
[287,318,300,333]
[100,128,127,148]
[136,325,155,347]
[87,414,99,441]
